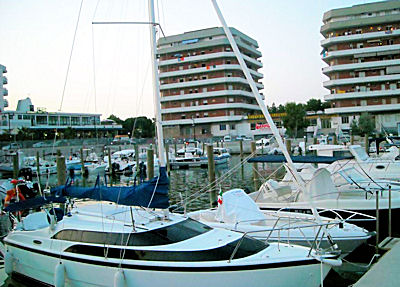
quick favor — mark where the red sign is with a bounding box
[256,123,270,130]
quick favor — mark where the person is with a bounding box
[4,179,26,210]
[138,161,147,183]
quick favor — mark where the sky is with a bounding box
[0,0,381,120]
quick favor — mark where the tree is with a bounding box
[305,99,322,112]
[358,113,375,136]
[282,102,306,137]
[268,103,278,113]
[63,127,76,139]
[350,119,359,136]
[108,114,123,125]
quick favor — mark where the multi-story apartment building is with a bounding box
[0,64,8,113]
[157,27,266,139]
[321,1,400,133]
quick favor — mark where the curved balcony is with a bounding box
[161,90,259,102]
[322,59,400,74]
[322,44,400,61]
[321,29,400,47]
[160,64,263,79]
[159,52,262,68]
[325,103,400,114]
[160,77,264,90]
[161,103,260,114]
[324,89,400,101]
[162,115,244,126]
[323,74,400,88]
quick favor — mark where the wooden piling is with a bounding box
[174,142,177,157]
[165,143,170,174]
[134,144,139,174]
[147,148,154,180]
[57,155,66,185]
[80,148,86,186]
[107,147,113,177]
[36,151,41,184]
[13,153,19,179]
[239,140,244,161]
[351,134,354,145]
[42,150,46,160]
[303,136,307,155]
[376,190,380,254]
[285,139,292,155]
[365,136,369,155]
[207,144,216,207]
[333,134,337,145]
[251,141,259,190]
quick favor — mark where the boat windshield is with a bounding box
[53,218,212,246]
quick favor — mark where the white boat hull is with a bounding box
[7,243,330,287]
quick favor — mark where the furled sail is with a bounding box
[51,167,169,209]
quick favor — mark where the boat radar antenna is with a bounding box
[211,0,337,250]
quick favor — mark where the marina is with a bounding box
[1,0,400,286]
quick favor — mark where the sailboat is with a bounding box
[3,1,340,286]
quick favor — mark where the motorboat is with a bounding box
[189,189,372,257]
[176,140,202,156]
[3,200,339,287]
[170,147,229,169]
[250,167,400,236]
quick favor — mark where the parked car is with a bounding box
[223,135,232,142]
[54,140,69,147]
[32,142,49,148]
[2,143,22,151]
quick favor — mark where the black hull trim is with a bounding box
[6,242,320,272]
[12,272,53,287]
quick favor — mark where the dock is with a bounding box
[353,237,400,287]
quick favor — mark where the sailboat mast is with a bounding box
[210,0,304,187]
[210,0,335,238]
[148,0,166,168]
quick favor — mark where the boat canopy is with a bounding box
[247,155,352,164]
[51,167,169,209]
[4,196,67,213]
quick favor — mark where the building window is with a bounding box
[226,73,232,77]
[60,116,70,125]
[391,98,398,104]
[230,124,235,130]
[181,114,186,119]
[82,117,90,125]
[202,88,207,93]
[250,123,256,130]
[219,124,226,130]
[201,51,205,55]
[361,100,367,106]
[228,85,233,90]
[203,100,208,105]
[201,63,206,67]
[71,117,80,126]
[49,116,58,125]
[36,115,47,125]
[180,90,185,95]
[204,112,208,117]
[228,98,234,102]
[201,76,207,80]
[342,116,349,124]
[179,78,184,83]
[357,43,363,49]
[17,115,22,120]
[209,36,213,40]
[226,60,231,64]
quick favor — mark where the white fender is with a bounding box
[114,269,125,287]
[54,262,65,287]
[4,251,13,275]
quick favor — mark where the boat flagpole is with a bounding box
[148,0,166,168]
[210,0,335,241]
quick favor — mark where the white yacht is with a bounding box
[170,147,230,169]
[4,202,339,287]
[189,189,372,257]
[251,168,400,235]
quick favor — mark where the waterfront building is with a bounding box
[0,64,8,113]
[321,1,400,133]
[157,27,272,139]
[0,97,122,137]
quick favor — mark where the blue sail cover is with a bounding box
[51,167,170,209]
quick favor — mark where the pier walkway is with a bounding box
[353,237,400,287]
